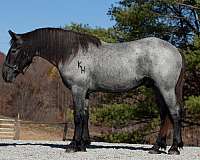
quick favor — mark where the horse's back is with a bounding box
[89,37,183,92]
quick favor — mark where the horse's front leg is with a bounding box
[82,97,91,146]
[66,85,87,152]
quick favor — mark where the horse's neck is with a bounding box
[34,50,59,67]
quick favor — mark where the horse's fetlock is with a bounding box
[177,141,183,148]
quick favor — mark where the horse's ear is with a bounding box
[8,30,17,39]
[8,30,22,44]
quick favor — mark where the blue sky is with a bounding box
[0,0,118,54]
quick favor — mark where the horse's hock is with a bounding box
[0,115,20,140]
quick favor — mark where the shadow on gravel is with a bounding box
[88,144,150,151]
[0,143,66,149]
[0,142,167,154]
[88,144,167,154]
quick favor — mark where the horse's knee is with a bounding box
[74,112,84,124]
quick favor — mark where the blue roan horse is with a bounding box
[2,28,185,155]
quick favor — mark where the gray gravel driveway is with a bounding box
[0,140,199,160]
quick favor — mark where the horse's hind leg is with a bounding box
[161,88,183,155]
[149,87,172,154]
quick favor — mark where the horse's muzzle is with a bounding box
[2,65,17,83]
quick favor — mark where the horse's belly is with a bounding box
[93,61,143,92]
[95,78,142,92]
[96,73,142,92]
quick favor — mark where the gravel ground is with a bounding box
[0,140,200,160]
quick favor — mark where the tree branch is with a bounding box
[176,2,199,10]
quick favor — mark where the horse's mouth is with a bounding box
[4,78,15,83]
[3,75,16,83]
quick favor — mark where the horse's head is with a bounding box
[2,30,33,82]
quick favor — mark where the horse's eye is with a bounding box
[11,49,17,53]
[13,65,18,71]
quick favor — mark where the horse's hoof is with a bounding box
[65,146,77,153]
[178,142,184,149]
[77,146,87,152]
[148,149,161,154]
[148,145,161,154]
[66,141,87,152]
[168,148,180,155]
[65,145,86,152]
[84,140,91,146]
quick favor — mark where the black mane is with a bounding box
[12,28,101,65]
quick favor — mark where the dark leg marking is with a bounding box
[82,109,90,145]
[168,112,183,155]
